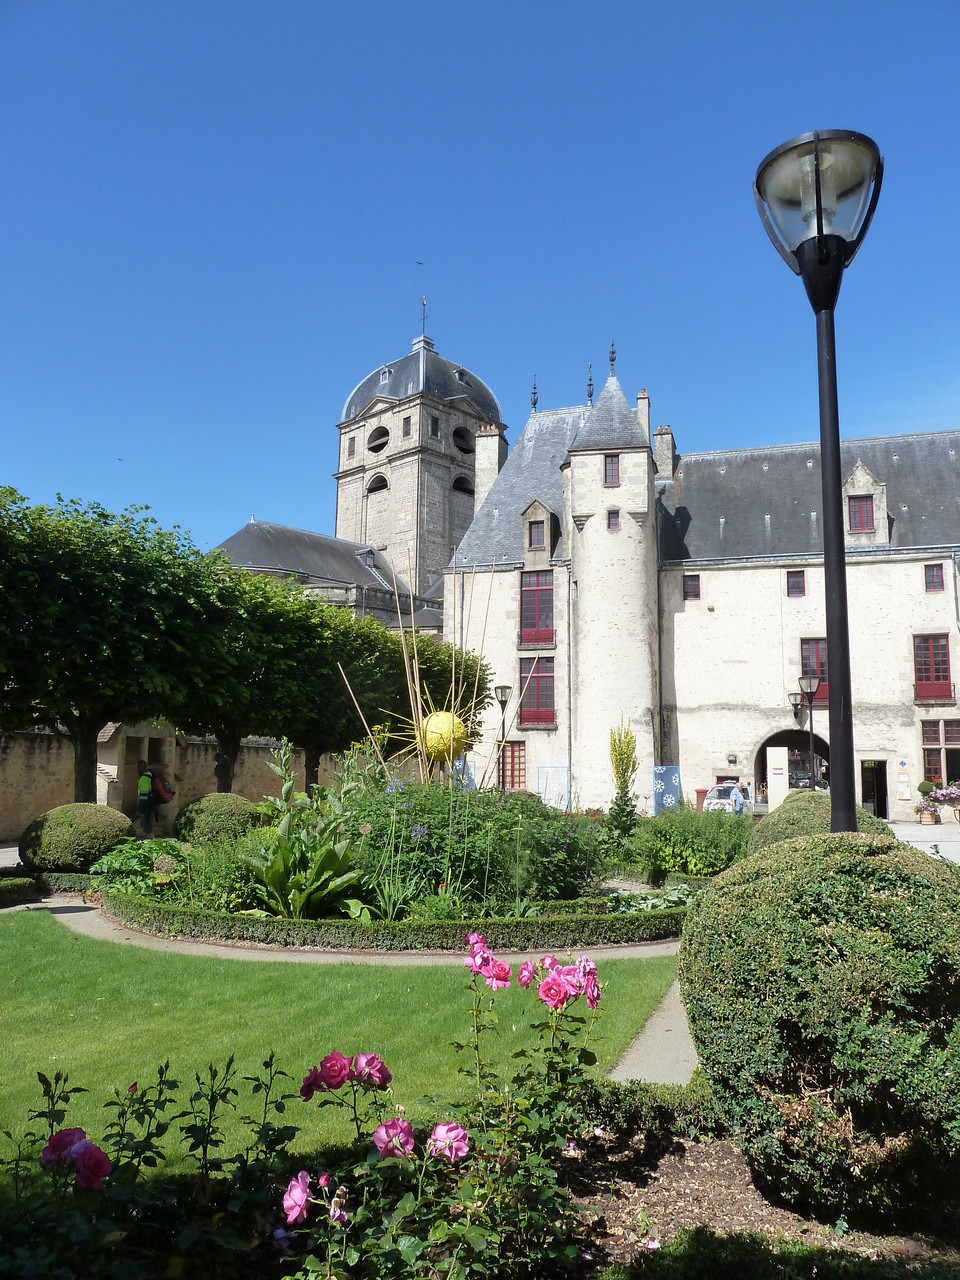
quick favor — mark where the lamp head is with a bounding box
[798,673,821,699]
[755,130,882,276]
[787,690,803,718]
[494,684,511,708]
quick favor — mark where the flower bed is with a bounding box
[101,889,686,951]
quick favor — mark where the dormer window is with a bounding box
[528,519,545,550]
[379,366,392,383]
[604,454,620,486]
[848,495,874,532]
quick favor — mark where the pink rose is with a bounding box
[350,1053,392,1089]
[465,932,487,948]
[41,1127,87,1166]
[517,959,537,988]
[538,971,575,1011]
[72,1140,111,1190]
[318,1052,351,1091]
[482,958,512,991]
[373,1116,415,1159]
[317,1171,330,1189]
[577,955,598,981]
[128,1081,138,1094]
[555,965,584,996]
[329,1185,349,1225]
[541,954,559,970]
[428,1122,470,1164]
[583,973,601,1009]
[464,944,493,974]
[283,1170,311,1225]
[300,1067,323,1101]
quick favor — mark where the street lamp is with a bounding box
[788,690,803,721]
[755,130,883,831]
[494,684,511,792]
[798,674,821,791]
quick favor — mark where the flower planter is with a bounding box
[920,810,940,825]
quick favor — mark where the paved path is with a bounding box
[5,818,953,1088]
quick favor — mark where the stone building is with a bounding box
[335,333,506,595]
[443,345,960,820]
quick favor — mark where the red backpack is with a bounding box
[152,771,175,804]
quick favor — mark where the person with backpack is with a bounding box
[136,759,158,836]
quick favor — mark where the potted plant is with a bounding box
[915,798,941,825]
[929,782,960,823]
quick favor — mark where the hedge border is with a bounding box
[101,891,686,952]
[0,877,42,908]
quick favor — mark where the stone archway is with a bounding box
[753,728,830,797]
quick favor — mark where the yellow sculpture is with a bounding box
[421,710,468,763]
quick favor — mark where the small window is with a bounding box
[347,437,356,458]
[402,415,411,438]
[519,657,554,725]
[502,741,526,790]
[528,520,545,550]
[914,634,952,700]
[379,366,391,383]
[921,720,941,746]
[604,454,620,486]
[607,510,620,531]
[682,574,700,601]
[945,720,960,746]
[431,415,440,438]
[848,495,875,532]
[786,570,805,597]
[925,563,944,592]
[801,637,829,700]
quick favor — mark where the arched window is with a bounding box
[452,476,474,495]
[366,473,388,495]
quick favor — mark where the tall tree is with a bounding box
[3,498,226,801]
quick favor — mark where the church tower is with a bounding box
[564,344,659,800]
[335,334,506,594]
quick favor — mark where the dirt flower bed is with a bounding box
[565,1135,960,1271]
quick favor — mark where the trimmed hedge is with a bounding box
[747,787,889,856]
[679,832,960,1225]
[19,803,136,872]
[172,792,258,843]
[574,1071,725,1153]
[101,890,686,951]
[0,875,41,907]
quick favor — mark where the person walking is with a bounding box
[730,780,744,815]
[136,759,157,837]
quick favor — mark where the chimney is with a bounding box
[652,424,676,479]
[474,421,507,511]
[636,388,650,445]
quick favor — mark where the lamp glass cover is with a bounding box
[758,135,878,252]
[494,685,511,705]
[798,673,821,697]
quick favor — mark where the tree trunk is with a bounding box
[215,728,241,793]
[303,742,321,794]
[68,716,103,803]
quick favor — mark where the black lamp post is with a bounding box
[755,130,883,831]
[798,674,821,791]
[494,684,511,792]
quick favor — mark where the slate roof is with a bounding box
[217,520,412,592]
[341,334,502,425]
[569,374,647,451]
[454,405,587,568]
[658,431,960,562]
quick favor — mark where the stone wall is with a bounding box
[0,731,75,841]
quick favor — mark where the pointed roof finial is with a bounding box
[587,362,593,406]
[609,340,616,375]
[531,375,538,413]
[420,295,427,336]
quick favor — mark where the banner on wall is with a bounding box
[653,765,681,815]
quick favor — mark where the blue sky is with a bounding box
[2,0,957,551]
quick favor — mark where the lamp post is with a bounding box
[798,674,821,791]
[494,684,511,792]
[755,130,882,831]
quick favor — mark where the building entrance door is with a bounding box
[860,760,888,819]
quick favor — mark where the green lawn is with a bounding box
[0,911,676,1159]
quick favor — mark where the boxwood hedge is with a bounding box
[747,787,889,856]
[172,792,258,843]
[678,832,960,1225]
[100,890,686,951]
[19,803,136,873]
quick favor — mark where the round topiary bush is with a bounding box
[747,787,889,856]
[173,792,258,843]
[678,832,960,1224]
[19,803,137,873]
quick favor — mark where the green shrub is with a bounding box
[574,1070,725,1155]
[747,788,889,856]
[174,834,264,912]
[18,803,136,873]
[678,831,960,1224]
[172,792,257,843]
[623,807,751,879]
[340,782,599,908]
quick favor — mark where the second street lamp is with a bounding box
[798,674,821,792]
[755,130,883,831]
[494,684,511,792]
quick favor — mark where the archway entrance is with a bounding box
[754,728,830,800]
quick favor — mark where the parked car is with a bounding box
[702,783,752,814]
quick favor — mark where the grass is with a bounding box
[0,911,676,1161]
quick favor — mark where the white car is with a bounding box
[702,783,752,814]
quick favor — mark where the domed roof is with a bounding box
[341,334,502,425]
